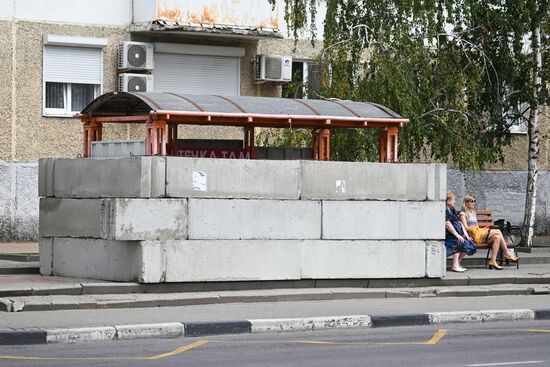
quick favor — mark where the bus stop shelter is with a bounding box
[78,92,409,162]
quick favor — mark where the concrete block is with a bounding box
[166,157,301,199]
[425,241,446,278]
[38,158,55,197]
[162,240,302,282]
[39,237,53,276]
[52,157,165,198]
[46,326,117,343]
[40,198,109,238]
[51,238,141,282]
[250,318,314,333]
[301,161,444,201]
[40,198,187,240]
[427,163,447,201]
[138,241,166,283]
[311,315,372,330]
[322,201,445,240]
[428,311,483,324]
[188,199,321,240]
[110,198,187,240]
[481,309,535,322]
[301,240,426,279]
[115,323,184,340]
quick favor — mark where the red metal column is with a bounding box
[145,119,168,156]
[379,127,399,162]
[82,119,102,157]
[319,128,330,161]
[167,123,178,156]
[244,127,256,159]
[311,129,319,160]
[388,127,399,163]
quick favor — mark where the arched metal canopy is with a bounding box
[77,92,406,162]
[80,92,408,129]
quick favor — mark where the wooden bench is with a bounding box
[476,210,520,269]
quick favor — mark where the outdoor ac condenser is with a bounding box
[255,54,292,83]
[118,41,154,71]
[118,73,154,92]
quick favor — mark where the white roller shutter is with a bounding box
[43,45,102,84]
[153,53,240,95]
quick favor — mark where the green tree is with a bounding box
[265,0,549,246]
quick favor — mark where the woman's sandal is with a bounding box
[504,253,519,262]
[488,260,503,270]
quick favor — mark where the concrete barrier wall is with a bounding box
[38,157,447,282]
[41,238,443,282]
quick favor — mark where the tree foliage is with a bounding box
[265,0,549,171]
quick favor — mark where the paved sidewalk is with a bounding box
[0,242,38,254]
[1,294,549,330]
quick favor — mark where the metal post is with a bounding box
[311,129,319,160]
[319,128,330,161]
[379,128,387,162]
[82,119,102,158]
[145,119,168,156]
[167,123,178,156]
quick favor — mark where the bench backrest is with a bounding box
[476,210,493,228]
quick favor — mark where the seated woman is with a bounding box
[445,192,476,272]
[459,195,518,270]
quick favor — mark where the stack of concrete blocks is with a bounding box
[39,157,446,282]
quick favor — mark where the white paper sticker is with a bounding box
[192,171,207,192]
[336,179,346,193]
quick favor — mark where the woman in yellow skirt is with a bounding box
[459,195,518,270]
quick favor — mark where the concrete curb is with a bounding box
[2,276,550,298]
[1,308,549,345]
[2,284,550,312]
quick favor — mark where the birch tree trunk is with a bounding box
[522,24,542,247]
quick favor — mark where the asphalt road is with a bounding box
[1,320,550,367]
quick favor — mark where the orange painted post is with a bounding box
[319,128,330,161]
[379,127,399,162]
[82,119,102,157]
[311,129,319,160]
[243,127,257,159]
[145,120,168,156]
[379,128,387,162]
[167,123,178,156]
[388,127,399,162]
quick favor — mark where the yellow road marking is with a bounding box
[425,329,448,345]
[0,339,209,361]
[208,329,447,346]
[148,339,209,360]
[523,329,550,333]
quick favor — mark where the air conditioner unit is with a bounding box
[118,41,154,71]
[255,55,292,83]
[118,73,154,92]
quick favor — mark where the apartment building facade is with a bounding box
[0,0,548,240]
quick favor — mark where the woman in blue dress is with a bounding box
[445,192,476,272]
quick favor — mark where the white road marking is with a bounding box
[467,361,545,367]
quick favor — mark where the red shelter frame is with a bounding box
[79,93,408,162]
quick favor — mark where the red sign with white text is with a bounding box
[175,148,250,159]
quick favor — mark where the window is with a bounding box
[45,82,99,115]
[43,36,106,116]
[505,103,529,134]
[282,61,327,99]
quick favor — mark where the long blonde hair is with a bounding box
[462,195,475,214]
